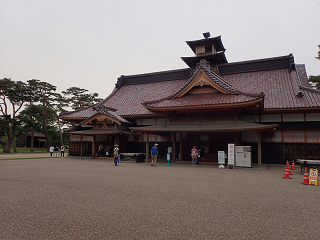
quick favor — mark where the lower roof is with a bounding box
[130,121,277,132]
[69,129,138,136]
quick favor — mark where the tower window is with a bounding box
[205,44,212,53]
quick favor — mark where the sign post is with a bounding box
[309,169,318,185]
[228,144,235,169]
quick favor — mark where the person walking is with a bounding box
[49,146,54,158]
[151,143,158,167]
[60,144,65,158]
[191,146,198,166]
[113,144,119,166]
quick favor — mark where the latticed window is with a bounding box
[141,133,169,142]
[283,130,304,142]
[306,130,320,143]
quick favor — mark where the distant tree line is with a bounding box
[308,45,320,89]
[0,78,102,153]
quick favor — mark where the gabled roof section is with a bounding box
[174,59,242,98]
[142,59,264,111]
[60,101,131,124]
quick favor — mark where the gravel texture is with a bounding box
[0,157,319,239]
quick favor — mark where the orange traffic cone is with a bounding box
[301,168,309,185]
[291,160,296,170]
[282,165,292,179]
[286,161,293,175]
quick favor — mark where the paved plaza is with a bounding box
[1,156,319,239]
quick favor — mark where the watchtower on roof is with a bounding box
[181,32,228,74]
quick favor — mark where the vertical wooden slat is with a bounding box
[172,132,176,162]
[179,132,182,161]
[258,131,261,168]
[146,133,149,163]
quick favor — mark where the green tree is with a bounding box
[0,78,28,153]
[62,87,102,110]
[309,75,320,90]
[34,80,63,151]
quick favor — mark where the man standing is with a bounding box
[60,144,65,158]
[151,143,158,167]
[113,144,119,166]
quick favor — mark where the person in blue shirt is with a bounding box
[151,143,158,167]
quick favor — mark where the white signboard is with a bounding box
[228,144,235,165]
[218,151,225,164]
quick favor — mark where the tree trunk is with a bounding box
[30,126,34,152]
[2,142,11,153]
[42,105,50,152]
[13,141,17,153]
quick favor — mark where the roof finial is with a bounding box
[203,32,211,38]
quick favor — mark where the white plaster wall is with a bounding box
[306,113,320,121]
[142,118,155,125]
[283,113,304,122]
[196,45,205,55]
[156,118,167,124]
[241,131,258,142]
[261,114,281,122]
[241,115,259,122]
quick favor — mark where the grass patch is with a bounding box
[0,148,68,154]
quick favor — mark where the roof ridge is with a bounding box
[121,68,190,79]
[299,85,320,93]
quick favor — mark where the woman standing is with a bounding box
[191,146,198,166]
[113,144,119,166]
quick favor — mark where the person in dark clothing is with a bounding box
[113,144,119,166]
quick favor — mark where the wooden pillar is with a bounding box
[179,132,182,161]
[234,132,241,146]
[146,132,149,163]
[114,134,119,147]
[92,135,95,158]
[80,135,83,159]
[258,131,262,168]
[172,132,176,162]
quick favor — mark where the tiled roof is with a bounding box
[60,57,320,119]
[222,68,320,109]
[130,121,277,132]
[144,93,261,108]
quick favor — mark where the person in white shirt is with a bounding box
[49,146,54,158]
[61,144,65,158]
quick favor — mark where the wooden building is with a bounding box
[60,33,320,165]
[16,132,47,148]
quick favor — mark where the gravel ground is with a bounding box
[0,157,319,240]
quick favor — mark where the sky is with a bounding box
[1,0,319,100]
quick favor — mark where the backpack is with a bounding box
[191,150,196,157]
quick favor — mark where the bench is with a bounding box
[120,153,146,163]
[296,159,320,171]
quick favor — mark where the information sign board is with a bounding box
[228,144,235,165]
[309,169,318,185]
[218,151,225,164]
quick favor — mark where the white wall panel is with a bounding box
[283,114,304,122]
